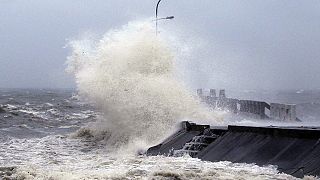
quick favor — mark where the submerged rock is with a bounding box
[0,106,5,113]
[0,166,15,179]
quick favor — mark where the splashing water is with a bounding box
[66,20,218,152]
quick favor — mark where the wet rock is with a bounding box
[0,167,15,172]
[0,167,15,179]
[10,111,19,116]
[0,107,5,113]
[76,128,94,138]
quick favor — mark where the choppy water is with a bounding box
[0,89,96,139]
[0,89,319,179]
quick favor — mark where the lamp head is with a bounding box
[165,16,174,20]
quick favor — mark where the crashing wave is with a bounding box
[66,20,219,152]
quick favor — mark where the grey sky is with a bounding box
[0,0,319,90]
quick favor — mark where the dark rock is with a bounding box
[0,106,5,113]
[10,111,19,116]
[0,167,15,179]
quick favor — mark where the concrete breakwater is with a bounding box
[147,121,320,178]
[197,89,299,121]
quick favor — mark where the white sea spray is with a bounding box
[66,20,218,153]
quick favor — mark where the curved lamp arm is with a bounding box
[155,0,162,35]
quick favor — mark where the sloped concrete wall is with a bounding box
[197,126,320,178]
[147,122,320,178]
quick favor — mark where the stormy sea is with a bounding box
[0,88,319,179]
[0,21,319,179]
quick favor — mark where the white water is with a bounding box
[1,135,305,180]
[66,20,218,153]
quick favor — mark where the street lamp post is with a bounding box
[155,0,174,35]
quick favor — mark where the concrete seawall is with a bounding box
[197,88,300,121]
[147,122,320,178]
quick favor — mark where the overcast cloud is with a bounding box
[0,0,319,90]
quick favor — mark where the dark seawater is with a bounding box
[0,89,317,179]
[0,89,97,139]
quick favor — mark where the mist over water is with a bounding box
[66,20,218,152]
